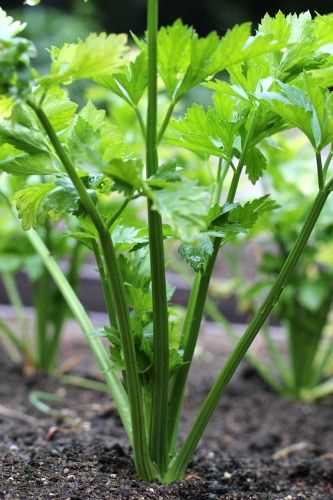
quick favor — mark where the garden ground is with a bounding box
[0,313,332,499]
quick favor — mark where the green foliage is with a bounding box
[0,153,56,175]
[257,77,333,150]
[3,5,333,483]
[157,19,279,100]
[244,147,268,184]
[168,103,241,160]
[179,235,213,272]
[0,121,49,155]
[221,136,333,401]
[42,87,78,132]
[209,195,278,244]
[106,48,148,106]
[150,179,211,241]
[14,182,55,229]
[42,33,129,87]
[105,158,143,192]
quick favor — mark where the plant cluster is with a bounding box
[1,3,333,483]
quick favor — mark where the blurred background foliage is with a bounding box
[3,1,333,40]
[2,0,331,86]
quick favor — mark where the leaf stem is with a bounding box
[323,144,333,180]
[35,222,52,371]
[167,156,245,450]
[0,315,28,357]
[158,100,177,143]
[167,240,219,453]
[166,181,333,481]
[26,229,132,438]
[146,0,170,474]
[2,271,26,348]
[106,195,140,230]
[29,101,155,480]
[134,105,147,139]
[213,158,229,206]
[92,240,118,327]
[316,152,324,190]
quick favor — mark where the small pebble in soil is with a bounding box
[46,426,59,441]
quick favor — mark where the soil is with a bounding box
[1,320,333,499]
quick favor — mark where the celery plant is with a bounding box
[0,183,82,373]
[2,5,333,482]
[212,136,333,401]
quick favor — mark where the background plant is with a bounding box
[0,176,83,374]
[1,6,333,483]
[207,135,333,401]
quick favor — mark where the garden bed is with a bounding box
[0,319,332,499]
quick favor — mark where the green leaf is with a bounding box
[244,147,268,184]
[176,32,220,98]
[78,100,106,130]
[313,13,333,45]
[14,182,55,230]
[212,195,277,241]
[0,121,49,155]
[171,22,278,98]
[168,104,234,159]
[256,78,333,150]
[41,87,78,132]
[111,225,148,252]
[0,153,57,175]
[150,180,211,242]
[104,158,143,192]
[179,235,213,272]
[169,89,247,160]
[158,20,193,98]
[229,12,333,96]
[259,11,302,46]
[228,196,277,229]
[67,101,108,173]
[67,102,133,178]
[216,23,279,69]
[257,11,333,82]
[43,178,80,219]
[148,161,182,187]
[305,64,333,89]
[256,82,312,136]
[46,33,129,86]
[107,49,148,105]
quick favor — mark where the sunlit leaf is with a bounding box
[14,183,55,230]
[45,33,129,86]
[107,49,148,105]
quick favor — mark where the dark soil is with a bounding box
[1,326,333,499]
